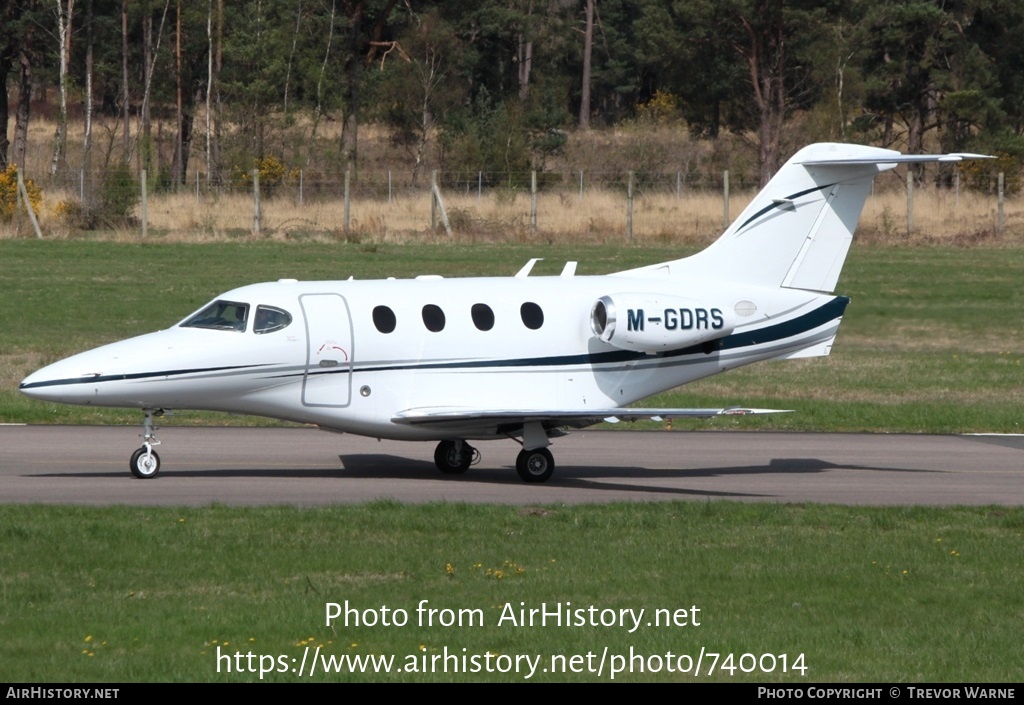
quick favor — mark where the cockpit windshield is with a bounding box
[180,300,250,332]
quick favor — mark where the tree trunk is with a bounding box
[0,1,16,169]
[517,33,532,101]
[143,5,153,174]
[13,47,32,170]
[50,0,75,178]
[283,0,303,114]
[0,50,12,170]
[579,0,594,130]
[310,0,337,164]
[83,0,94,200]
[340,1,366,167]
[205,0,212,181]
[122,0,130,162]
[174,0,183,185]
[132,0,170,165]
[213,0,223,180]
[737,0,786,188]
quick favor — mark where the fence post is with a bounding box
[530,170,538,236]
[997,172,1004,236]
[722,170,730,229]
[16,168,43,239]
[906,170,914,236]
[478,171,482,200]
[252,168,261,235]
[344,167,352,234]
[431,170,438,233]
[626,170,635,240]
[141,169,148,239]
[430,170,452,237]
[676,170,682,200]
[299,169,304,205]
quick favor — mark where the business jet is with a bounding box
[20,143,987,482]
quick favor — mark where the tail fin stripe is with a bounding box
[736,182,837,233]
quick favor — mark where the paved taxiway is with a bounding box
[2,426,1022,506]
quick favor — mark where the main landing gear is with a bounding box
[432,439,556,483]
[129,409,163,479]
[515,447,555,483]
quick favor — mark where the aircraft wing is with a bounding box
[392,406,790,431]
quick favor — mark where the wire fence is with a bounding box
[7,164,1020,242]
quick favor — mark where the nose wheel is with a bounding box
[434,440,478,474]
[129,409,163,479]
[130,446,161,478]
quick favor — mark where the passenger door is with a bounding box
[300,293,353,407]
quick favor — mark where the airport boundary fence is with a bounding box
[4,163,1019,243]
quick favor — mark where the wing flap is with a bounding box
[393,406,791,430]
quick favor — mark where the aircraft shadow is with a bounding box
[337,454,934,500]
[34,455,933,501]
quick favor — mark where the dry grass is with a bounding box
[6,181,1021,246]
[5,116,1021,243]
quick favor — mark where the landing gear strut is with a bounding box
[434,440,478,474]
[130,409,163,479]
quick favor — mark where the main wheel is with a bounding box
[516,447,555,483]
[130,446,161,479]
[434,440,473,474]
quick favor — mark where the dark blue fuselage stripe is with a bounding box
[19,364,274,390]
[21,298,849,388]
[355,296,849,373]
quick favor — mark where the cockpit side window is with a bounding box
[180,300,250,332]
[254,305,293,334]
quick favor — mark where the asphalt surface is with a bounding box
[2,425,1022,506]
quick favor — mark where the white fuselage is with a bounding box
[19,143,990,481]
[19,273,845,441]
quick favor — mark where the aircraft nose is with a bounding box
[19,360,102,403]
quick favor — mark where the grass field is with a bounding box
[1,238,1022,682]
[2,502,1023,682]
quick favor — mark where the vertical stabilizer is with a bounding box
[618,143,989,293]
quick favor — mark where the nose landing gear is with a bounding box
[434,439,479,474]
[129,409,163,479]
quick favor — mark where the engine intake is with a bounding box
[590,294,735,353]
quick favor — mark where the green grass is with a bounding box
[2,239,1022,431]
[2,240,1023,683]
[2,502,1022,682]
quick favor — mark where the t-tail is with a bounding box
[621,142,990,292]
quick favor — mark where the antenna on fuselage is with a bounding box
[515,258,543,278]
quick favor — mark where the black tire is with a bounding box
[434,440,472,474]
[516,447,554,483]
[130,447,161,479]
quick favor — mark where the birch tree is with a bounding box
[50,0,76,177]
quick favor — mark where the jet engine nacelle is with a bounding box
[590,294,736,353]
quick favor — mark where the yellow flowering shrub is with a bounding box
[232,156,295,195]
[635,90,682,125]
[0,165,43,220]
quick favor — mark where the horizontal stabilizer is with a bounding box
[797,152,992,166]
